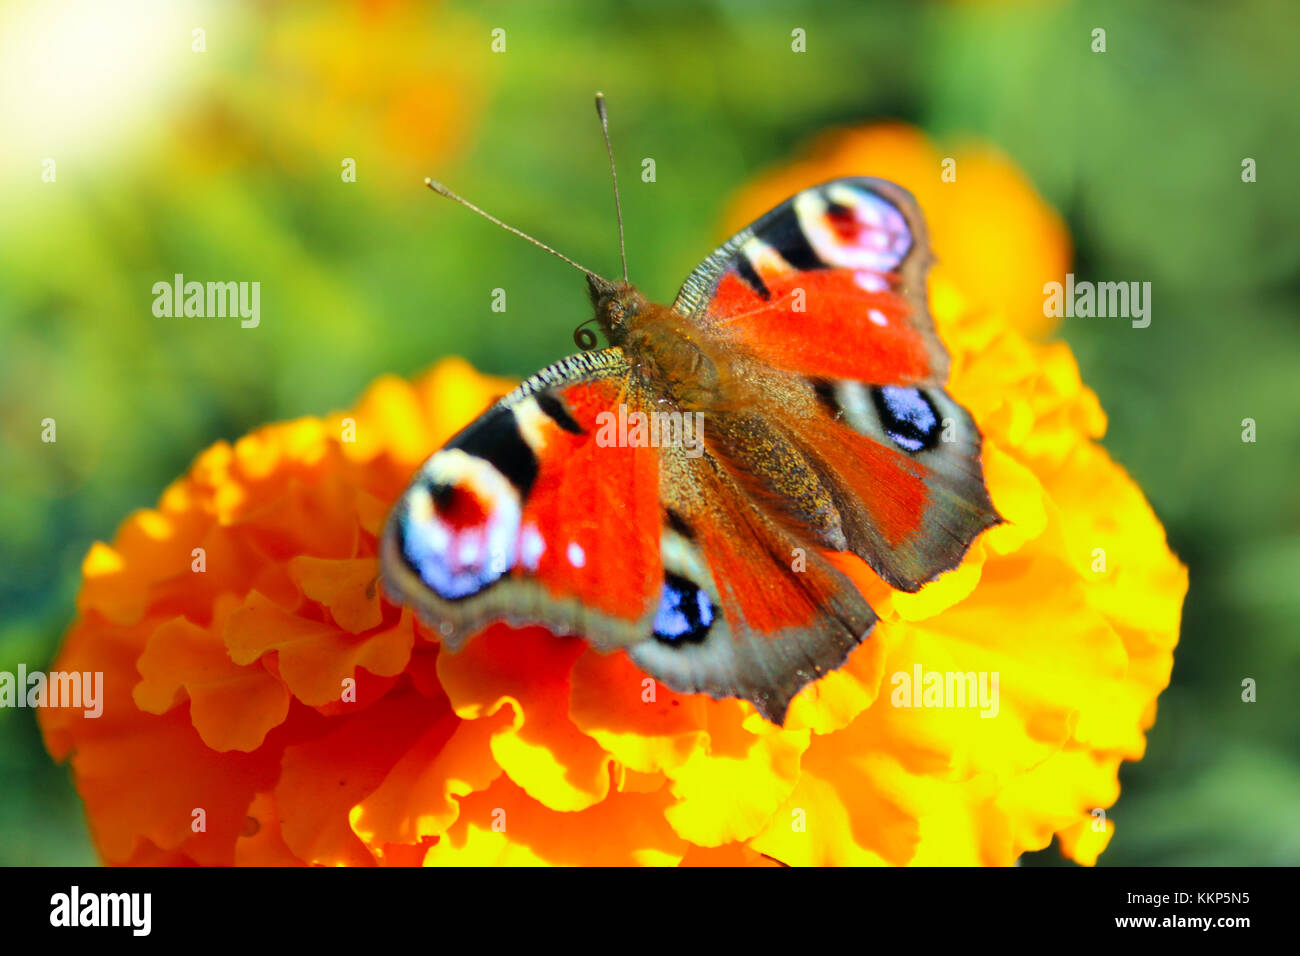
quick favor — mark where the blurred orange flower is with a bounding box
[41,125,1185,866]
[174,1,487,185]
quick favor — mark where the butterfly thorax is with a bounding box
[590,279,727,410]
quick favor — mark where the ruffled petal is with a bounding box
[436,625,613,812]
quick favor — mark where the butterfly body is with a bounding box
[382,177,1001,724]
[592,282,730,412]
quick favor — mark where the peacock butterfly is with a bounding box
[381,96,1001,724]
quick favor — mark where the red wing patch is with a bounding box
[516,379,662,621]
[674,177,948,387]
[710,268,935,384]
[797,415,928,549]
[692,506,852,634]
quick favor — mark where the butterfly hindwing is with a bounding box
[633,453,877,724]
[796,378,999,591]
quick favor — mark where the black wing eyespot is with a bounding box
[652,572,715,645]
[871,386,941,453]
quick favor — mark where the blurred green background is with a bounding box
[2,0,1297,865]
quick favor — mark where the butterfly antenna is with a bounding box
[423,177,608,283]
[594,92,629,282]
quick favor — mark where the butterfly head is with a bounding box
[587,274,646,336]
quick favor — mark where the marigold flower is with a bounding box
[41,127,1185,867]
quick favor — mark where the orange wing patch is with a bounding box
[711,268,935,384]
[518,380,662,621]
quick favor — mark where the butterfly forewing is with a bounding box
[382,348,664,649]
[673,177,947,386]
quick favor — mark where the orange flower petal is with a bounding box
[350,708,508,849]
[436,625,613,812]
[224,592,413,708]
[135,610,292,752]
[423,774,686,866]
[568,647,708,774]
[289,556,385,633]
[273,687,450,866]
